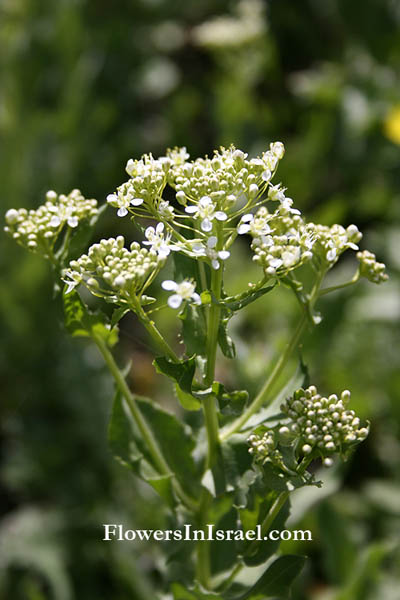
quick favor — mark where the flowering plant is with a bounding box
[5,142,387,599]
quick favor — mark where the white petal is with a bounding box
[207,236,217,248]
[145,226,155,238]
[238,224,251,235]
[65,281,77,294]
[156,222,164,234]
[162,280,178,291]
[192,243,206,255]
[50,216,61,227]
[201,218,212,232]
[218,250,230,260]
[68,216,79,228]
[215,211,227,221]
[199,196,212,206]
[269,258,283,268]
[168,294,182,309]
[241,213,254,223]
[326,249,337,262]
[107,193,118,203]
[211,259,220,270]
[262,169,272,181]
[185,205,198,214]
[131,198,144,206]
[117,207,128,217]
[191,293,201,305]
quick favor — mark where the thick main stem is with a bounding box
[93,333,196,511]
[196,266,223,588]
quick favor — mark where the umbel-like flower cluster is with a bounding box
[249,386,369,469]
[239,201,314,277]
[4,190,98,257]
[357,250,389,284]
[62,236,162,303]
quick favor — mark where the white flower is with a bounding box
[185,196,227,232]
[237,213,271,237]
[62,269,82,294]
[107,190,144,218]
[191,236,230,270]
[143,222,176,259]
[158,200,174,220]
[268,184,286,202]
[161,279,201,309]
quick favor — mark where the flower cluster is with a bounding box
[4,190,98,256]
[248,430,284,466]
[280,386,369,466]
[107,153,170,218]
[62,236,162,303]
[309,222,362,266]
[169,143,285,214]
[241,203,314,277]
[357,250,388,284]
[248,386,369,470]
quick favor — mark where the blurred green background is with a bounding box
[1,0,399,598]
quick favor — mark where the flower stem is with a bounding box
[93,333,197,512]
[132,299,180,363]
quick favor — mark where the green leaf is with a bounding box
[236,554,306,599]
[171,582,222,599]
[194,383,248,416]
[109,391,200,501]
[242,496,291,567]
[153,355,196,395]
[63,289,118,347]
[223,284,276,313]
[174,384,202,411]
[218,318,236,359]
[179,303,207,356]
[111,306,130,328]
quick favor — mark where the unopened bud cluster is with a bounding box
[357,250,388,284]
[4,190,98,256]
[248,430,284,468]
[281,386,369,465]
[62,236,162,302]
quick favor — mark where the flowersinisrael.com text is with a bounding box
[103,524,312,542]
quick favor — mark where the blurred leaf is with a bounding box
[63,289,118,347]
[109,391,200,502]
[179,303,207,356]
[235,554,306,599]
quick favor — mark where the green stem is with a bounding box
[196,265,224,589]
[93,333,197,512]
[221,271,325,441]
[132,299,180,363]
[319,271,360,296]
[244,491,290,559]
[203,266,223,466]
[221,314,307,440]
